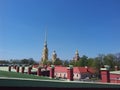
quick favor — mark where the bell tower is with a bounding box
[52,50,57,64]
[73,50,80,61]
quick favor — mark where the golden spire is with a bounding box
[40,27,48,65]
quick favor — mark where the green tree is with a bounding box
[69,60,76,66]
[47,60,52,65]
[75,60,81,66]
[92,58,101,70]
[87,58,94,67]
[103,54,116,70]
[92,58,102,79]
[10,59,21,64]
[97,54,105,63]
[79,55,88,66]
[0,60,9,64]
[54,58,63,65]
[21,59,29,64]
[115,53,120,66]
[28,58,36,65]
[63,60,69,66]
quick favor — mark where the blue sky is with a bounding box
[0,0,120,61]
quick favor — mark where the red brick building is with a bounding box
[33,64,96,80]
[46,65,95,80]
[101,66,120,84]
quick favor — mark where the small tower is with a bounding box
[52,50,57,64]
[73,50,80,61]
[40,30,48,65]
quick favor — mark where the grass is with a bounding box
[0,70,56,80]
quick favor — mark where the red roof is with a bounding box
[55,66,67,73]
[74,67,87,73]
[47,66,95,73]
[87,67,96,73]
[73,67,95,73]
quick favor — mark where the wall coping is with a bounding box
[100,68,109,70]
[110,71,120,74]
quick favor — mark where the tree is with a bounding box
[114,53,120,66]
[69,55,88,67]
[103,54,116,70]
[21,59,29,64]
[87,58,94,67]
[92,58,101,70]
[20,58,37,65]
[79,55,88,66]
[28,58,36,65]
[10,59,21,64]
[69,60,76,66]
[92,58,102,79]
[97,54,105,63]
[54,58,63,65]
[76,60,81,66]
[47,60,52,65]
[0,60,9,64]
[63,60,69,66]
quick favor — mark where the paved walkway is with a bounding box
[0,76,120,86]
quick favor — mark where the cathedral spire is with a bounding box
[44,27,47,47]
[40,28,49,65]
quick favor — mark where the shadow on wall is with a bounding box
[31,71,50,77]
